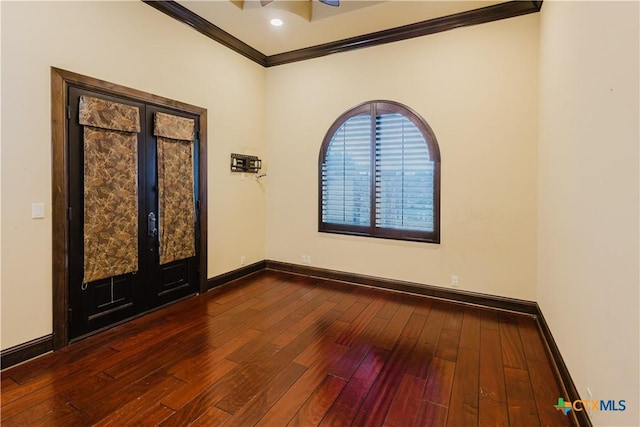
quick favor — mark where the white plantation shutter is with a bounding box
[321,114,371,226]
[375,113,435,232]
[319,101,439,243]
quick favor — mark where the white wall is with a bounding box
[538,2,639,426]
[0,1,267,350]
[265,14,540,300]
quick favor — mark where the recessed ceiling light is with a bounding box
[270,18,283,27]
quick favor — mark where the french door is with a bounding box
[67,86,200,339]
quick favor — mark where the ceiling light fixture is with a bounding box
[270,18,283,27]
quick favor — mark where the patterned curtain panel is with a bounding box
[154,112,196,265]
[79,95,140,284]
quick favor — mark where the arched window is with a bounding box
[319,100,440,243]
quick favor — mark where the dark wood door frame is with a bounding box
[51,67,208,349]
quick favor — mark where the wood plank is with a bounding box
[518,317,549,362]
[161,359,238,410]
[189,406,231,427]
[446,347,479,427]
[1,334,157,409]
[101,339,202,378]
[413,299,433,317]
[53,310,168,355]
[351,336,417,426]
[527,359,573,427]
[78,370,185,424]
[209,273,281,306]
[479,398,510,427]
[336,301,367,324]
[479,328,507,403]
[499,316,527,369]
[169,328,260,381]
[479,327,510,427]
[375,303,415,350]
[459,308,481,350]
[93,376,185,426]
[504,367,541,427]
[0,376,19,393]
[416,401,448,427]
[294,321,349,367]
[1,395,86,426]
[405,302,447,379]
[128,403,175,426]
[400,313,427,339]
[480,309,500,330]
[226,289,336,364]
[442,308,463,332]
[330,292,358,314]
[222,362,307,427]
[329,316,388,380]
[286,375,347,427]
[319,279,354,304]
[333,294,387,350]
[217,306,341,415]
[271,301,338,347]
[423,357,456,406]
[251,298,308,332]
[256,343,348,426]
[434,328,460,362]
[72,339,194,409]
[249,281,293,310]
[375,297,400,320]
[1,369,113,421]
[298,281,331,302]
[2,343,119,389]
[159,343,282,425]
[108,306,205,353]
[205,307,262,348]
[383,374,426,427]
[320,347,389,426]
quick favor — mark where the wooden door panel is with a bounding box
[145,104,200,308]
[68,87,200,340]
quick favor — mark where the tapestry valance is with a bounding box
[79,95,140,133]
[154,112,195,141]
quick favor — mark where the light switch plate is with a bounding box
[32,203,45,219]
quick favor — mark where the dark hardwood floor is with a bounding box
[1,270,573,426]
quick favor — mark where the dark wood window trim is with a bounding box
[319,100,441,244]
[143,1,542,68]
[51,68,208,350]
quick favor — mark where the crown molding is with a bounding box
[142,0,268,66]
[143,1,542,68]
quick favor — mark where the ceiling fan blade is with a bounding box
[319,0,339,6]
[260,0,273,6]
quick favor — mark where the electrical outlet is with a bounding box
[451,275,459,288]
[306,255,312,265]
[301,254,307,264]
[240,256,246,266]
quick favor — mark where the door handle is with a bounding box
[148,212,158,238]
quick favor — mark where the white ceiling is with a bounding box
[177,0,503,56]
